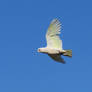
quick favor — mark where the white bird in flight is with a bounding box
[38,19,72,63]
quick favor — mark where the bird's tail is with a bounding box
[63,50,72,57]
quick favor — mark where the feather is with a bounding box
[46,19,63,50]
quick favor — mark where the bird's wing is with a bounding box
[46,19,63,50]
[48,54,65,64]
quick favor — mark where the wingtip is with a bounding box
[51,18,61,28]
[51,18,60,23]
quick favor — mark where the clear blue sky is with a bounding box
[0,0,92,92]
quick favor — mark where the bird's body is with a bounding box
[38,19,72,63]
[38,47,65,54]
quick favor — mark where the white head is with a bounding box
[37,48,48,53]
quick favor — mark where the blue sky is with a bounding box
[0,0,92,92]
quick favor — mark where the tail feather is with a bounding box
[63,50,72,57]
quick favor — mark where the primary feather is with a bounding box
[46,19,63,50]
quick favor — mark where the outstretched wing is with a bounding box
[48,54,65,64]
[46,19,63,50]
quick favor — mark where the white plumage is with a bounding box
[38,19,72,63]
[46,19,63,50]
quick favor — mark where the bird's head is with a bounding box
[37,48,41,52]
[37,48,47,53]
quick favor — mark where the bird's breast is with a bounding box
[46,48,60,54]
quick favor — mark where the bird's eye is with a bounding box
[38,49,40,52]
